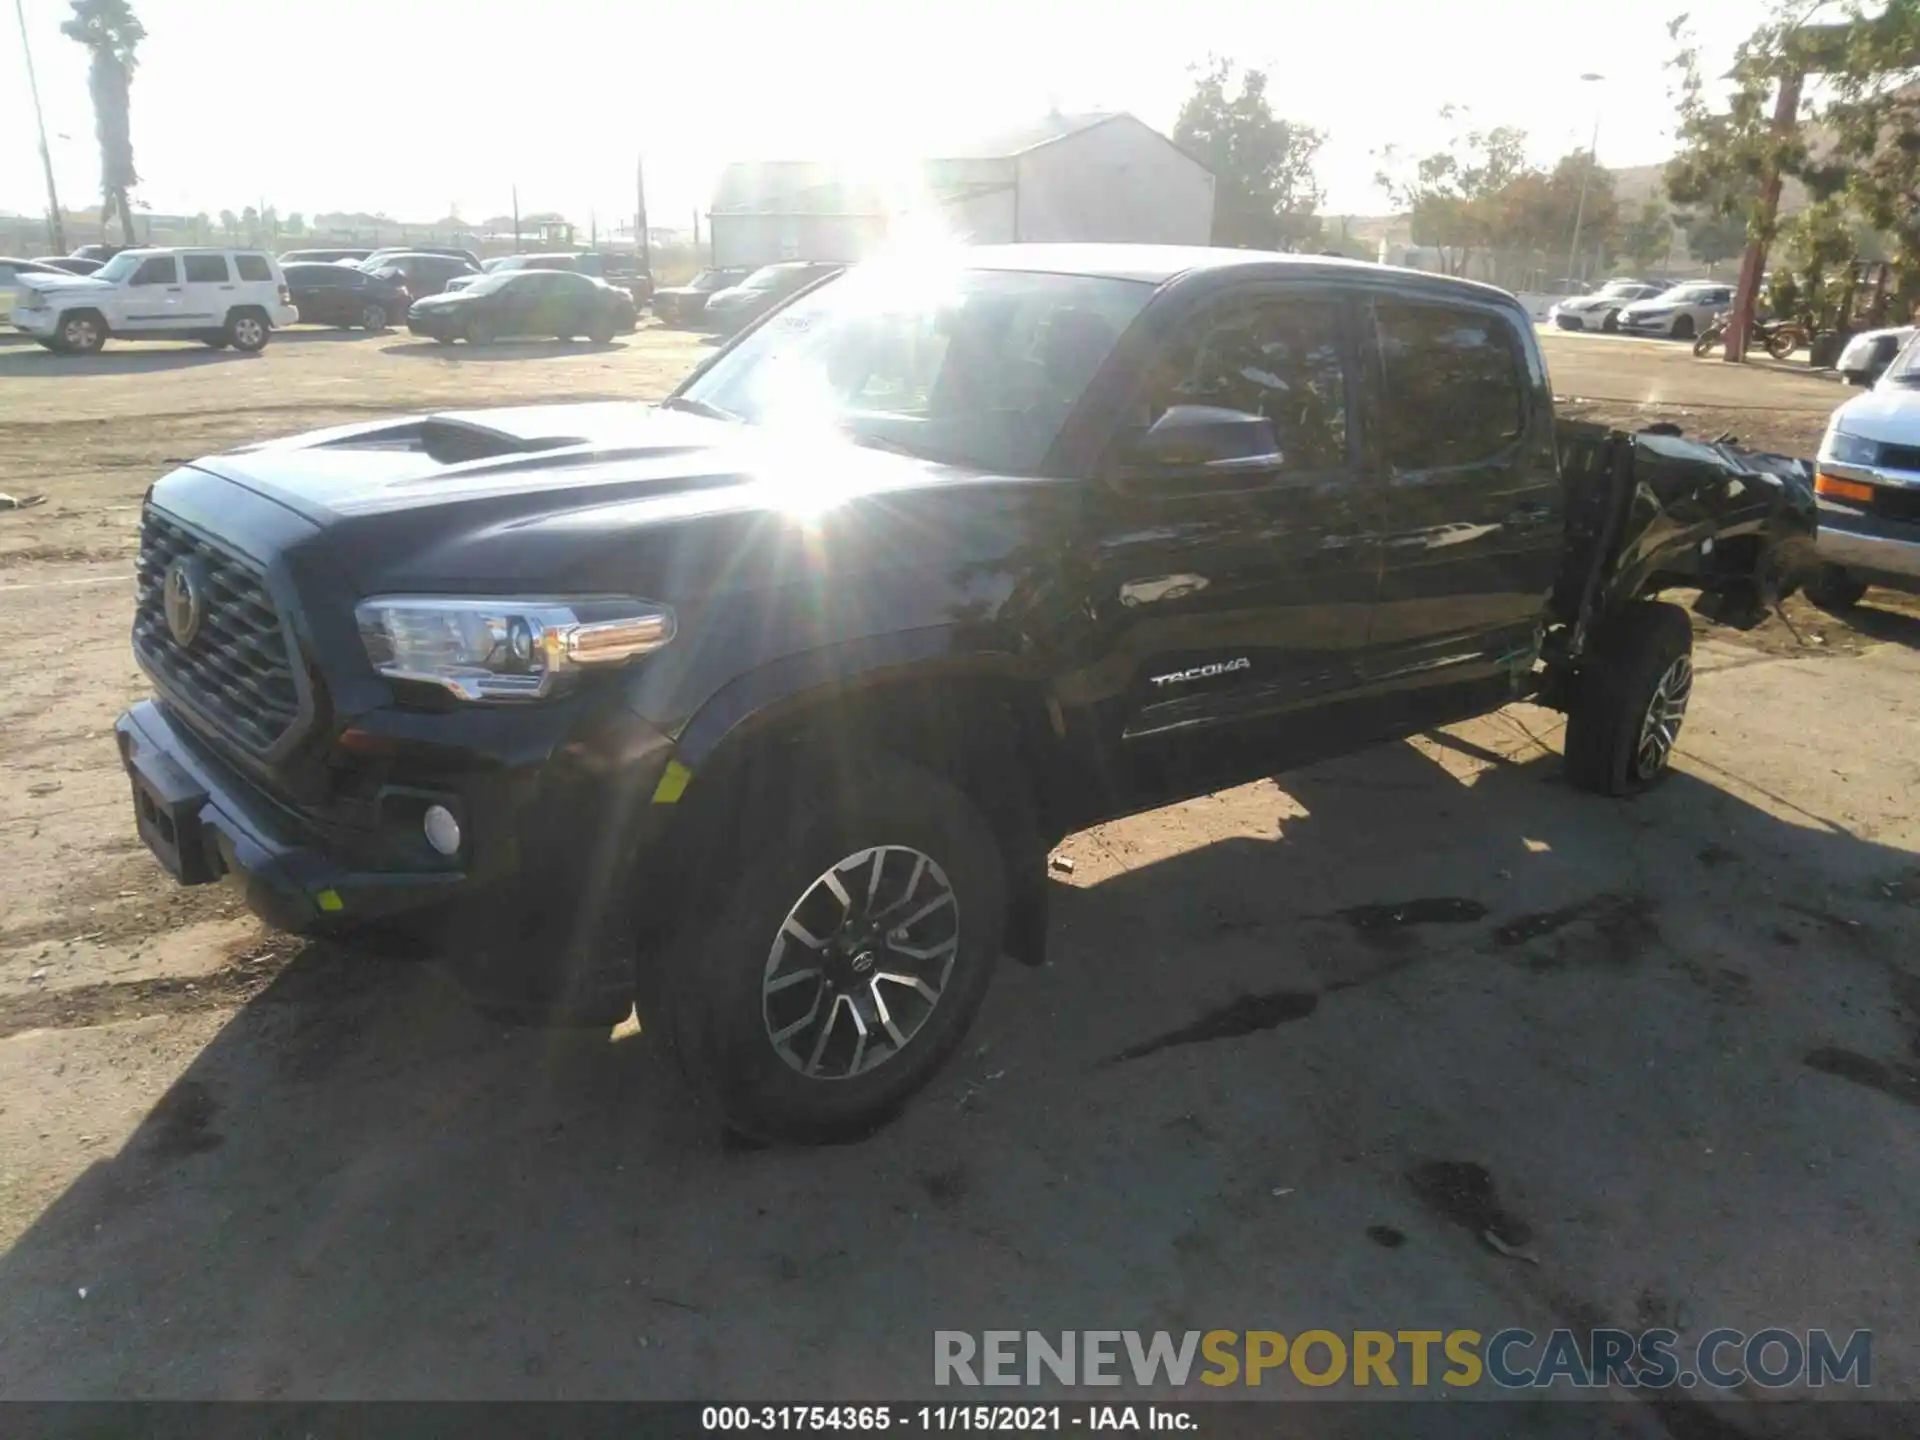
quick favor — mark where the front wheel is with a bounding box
[359,302,389,332]
[1601,309,1621,333]
[588,318,617,345]
[1806,566,1869,612]
[1672,314,1697,341]
[1692,324,1719,357]
[1766,325,1804,360]
[465,317,494,346]
[651,758,1006,1144]
[1563,601,1695,796]
[56,311,106,354]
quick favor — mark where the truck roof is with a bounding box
[962,243,1518,305]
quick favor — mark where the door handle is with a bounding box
[165,287,183,293]
[1504,501,1554,527]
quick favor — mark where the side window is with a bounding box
[1141,295,1351,473]
[183,254,229,283]
[1374,301,1524,470]
[233,254,272,282]
[129,256,178,286]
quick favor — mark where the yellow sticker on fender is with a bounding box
[650,759,692,805]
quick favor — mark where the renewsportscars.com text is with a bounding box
[933,1328,1872,1391]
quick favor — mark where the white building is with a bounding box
[707,112,1216,269]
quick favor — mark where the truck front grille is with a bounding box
[134,509,301,753]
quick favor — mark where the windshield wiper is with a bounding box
[661,396,741,422]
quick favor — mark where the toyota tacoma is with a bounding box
[114,246,1816,1142]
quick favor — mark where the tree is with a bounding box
[1616,200,1674,272]
[1675,210,1749,272]
[241,205,259,242]
[285,212,305,237]
[61,0,145,248]
[218,208,238,239]
[1174,57,1326,250]
[1376,108,1532,276]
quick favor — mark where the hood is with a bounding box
[15,273,111,296]
[161,401,1025,597]
[1830,385,1920,443]
[1619,297,1676,315]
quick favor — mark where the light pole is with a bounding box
[14,0,67,253]
[1564,73,1605,291]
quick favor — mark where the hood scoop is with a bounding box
[321,415,587,465]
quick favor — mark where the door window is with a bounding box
[183,254,229,283]
[129,256,178,286]
[1139,295,1351,474]
[1373,301,1525,470]
[233,254,272,282]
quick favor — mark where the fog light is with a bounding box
[423,804,461,856]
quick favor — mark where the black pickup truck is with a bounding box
[113,246,1815,1142]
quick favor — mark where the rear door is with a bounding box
[1063,282,1384,808]
[114,254,181,334]
[179,252,231,329]
[1356,292,1561,722]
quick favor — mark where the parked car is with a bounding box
[9,246,296,354]
[1548,279,1665,332]
[405,269,637,343]
[1808,331,1920,610]
[651,267,750,326]
[1615,281,1735,339]
[68,243,123,262]
[280,247,373,265]
[1835,325,1914,386]
[111,245,1815,1143]
[362,245,481,269]
[0,256,73,297]
[32,255,103,275]
[700,261,843,334]
[443,252,655,305]
[362,252,480,298]
[282,261,411,331]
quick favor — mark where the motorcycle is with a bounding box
[1692,314,1807,360]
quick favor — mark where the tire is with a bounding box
[1805,566,1869,613]
[1601,309,1620,333]
[588,318,616,345]
[200,336,230,349]
[225,308,270,352]
[358,302,389,332]
[56,310,106,354]
[1563,601,1695,797]
[1692,327,1717,358]
[1766,326,1801,360]
[431,334,453,345]
[1671,314,1697,341]
[652,757,1006,1145]
[34,339,58,352]
[465,316,494,346]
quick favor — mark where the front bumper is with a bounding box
[1817,498,1920,587]
[1617,314,1673,334]
[11,306,57,336]
[115,689,684,1016]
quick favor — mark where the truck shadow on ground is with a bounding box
[1,731,1915,1413]
[0,347,257,378]
[380,339,628,362]
[1829,595,1920,651]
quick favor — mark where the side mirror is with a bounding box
[1128,405,1284,476]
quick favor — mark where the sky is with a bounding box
[1,0,1772,238]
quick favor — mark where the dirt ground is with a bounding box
[1,321,1917,1428]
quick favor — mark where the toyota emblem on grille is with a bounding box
[163,556,209,647]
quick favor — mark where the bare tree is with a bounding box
[60,0,144,248]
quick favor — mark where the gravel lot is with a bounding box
[0,322,1916,1429]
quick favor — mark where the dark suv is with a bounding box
[112,245,1813,1143]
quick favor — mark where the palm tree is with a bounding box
[60,0,145,248]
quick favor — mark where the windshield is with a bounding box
[1880,332,1920,386]
[1596,280,1644,297]
[93,251,144,283]
[460,272,521,296]
[1656,283,1718,301]
[677,260,1155,473]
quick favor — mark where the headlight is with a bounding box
[355,595,675,701]
[1824,430,1879,466]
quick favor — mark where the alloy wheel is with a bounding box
[233,316,266,348]
[1634,655,1693,780]
[761,845,960,1081]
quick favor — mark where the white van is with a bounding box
[9,247,300,354]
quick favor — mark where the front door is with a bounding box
[1056,284,1383,812]
[1356,294,1563,725]
[115,254,181,334]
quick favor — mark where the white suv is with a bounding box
[10,247,300,354]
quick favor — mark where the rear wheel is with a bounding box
[225,308,270,352]
[57,310,106,354]
[465,316,494,345]
[588,316,616,345]
[1563,601,1694,796]
[359,302,389,332]
[650,757,1005,1144]
[1766,325,1803,360]
[1806,566,1869,612]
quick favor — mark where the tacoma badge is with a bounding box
[1148,656,1251,688]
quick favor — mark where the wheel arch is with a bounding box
[640,635,1069,975]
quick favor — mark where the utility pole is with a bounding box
[15,0,67,253]
[512,185,521,253]
[1564,73,1604,291]
[636,155,652,275]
